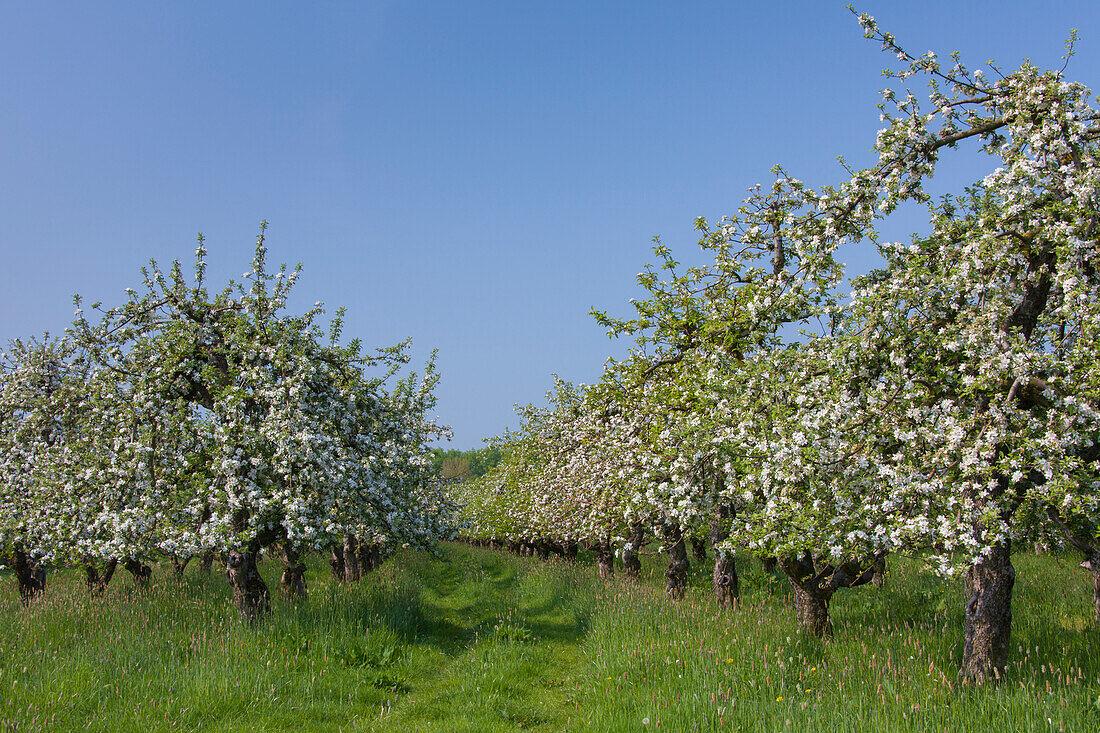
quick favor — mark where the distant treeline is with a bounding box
[429,446,504,481]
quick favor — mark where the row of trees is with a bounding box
[428,445,505,481]
[455,12,1100,684]
[0,227,457,618]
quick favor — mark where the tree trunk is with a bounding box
[596,537,614,579]
[536,539,551,561]
[357,541,374,575]
[791,582,833,637]
[329,543,345,581]
[170,554,191,579]
[124,558,153,589]
[199,551,214,574]
[564,541,578,561]
[280,543,307,600]
[1092,563,1100,622]
[778,554,834,638]
[11,545,47,603]
[762,556,777,573]
[962,540,1015,683]
[623,521,645,579]
[343,534,361,582]
[871,555,887,588]
[84,559,118,596]
[711,506,738,609]
[663,521,689,600]
[691,537,707,562]
[226,549,271,621]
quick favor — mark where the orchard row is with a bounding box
[454,13,1100,685]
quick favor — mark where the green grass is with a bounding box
[1,546,1098,731]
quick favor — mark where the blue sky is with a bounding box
[3,1,1099,448]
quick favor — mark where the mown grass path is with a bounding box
[2,545,1099,731]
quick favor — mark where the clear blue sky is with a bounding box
[3,1,1099,449]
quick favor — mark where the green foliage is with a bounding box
[429,445,504,481]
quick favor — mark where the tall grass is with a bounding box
[1,547,1097,731]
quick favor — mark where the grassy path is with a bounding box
[367,546,592,731]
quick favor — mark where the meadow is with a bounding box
[1,544,1097,731]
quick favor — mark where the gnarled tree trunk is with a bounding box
[1091,561,1100,621]
[792,581,833,636]
[11,545,47,603]
[623,521,645,579]
[84,558,118,596]
[226,548,271,621]
[762,556,777,573]
[962,540,1015,683]
[170,554,191,579]
[199,550,215,575]
[779,553,834,637]
[711,505,738,609]
[329,543,345,581]
[343,534,361,582]
[280,543,307,600]
[596,536,614,579]
[663,521,689,600]
[357,541,375,575]
[691,537,707,562]
[124,558,152,589]
[871,555,887,588]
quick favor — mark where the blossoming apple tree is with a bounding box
[1,226,455,618]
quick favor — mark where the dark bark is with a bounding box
[507,541,521,555]
[329,543,345,581]
[713,551,739,609]
[226,548,271,621]
[792,581,832,637]
[711,506,738,609]
[1092,563,1100,621]
[280,543,307,600]
[343,534,361,582]
[596,537,614,579]
[84,559,118,596]
[11,546,47,603]
[762,556,778,573]
[536,539,551,561]
[124,558,152,589]
[663,521,689,600]
[871,555,887,588]
[778,554,834,637]
[170,554,191,579]
[623,521,645,579]
[357,541,375,575]
[779,551,884,637]
[691,537,707,562]
[199,551,214,575]
[962,541,1015,683]
[564,541,578,561]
